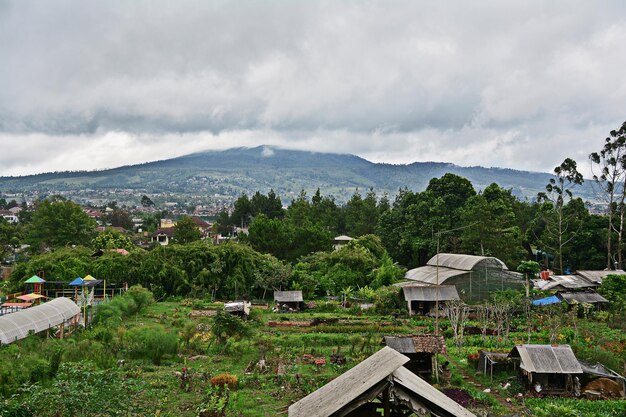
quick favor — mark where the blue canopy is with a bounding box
[69,277,84,286]
[532,295,561,306]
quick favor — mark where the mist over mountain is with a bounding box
[0,146,597,204]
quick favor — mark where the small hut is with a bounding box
[288,346,476,417]
[477,351,510,382]
[557,292,609,306]
[333,235,353,251]
[383,334,447,379]
[224,301,251,318]
[400,284,460,316]
[274,291,304,312]
[508,344,583,395]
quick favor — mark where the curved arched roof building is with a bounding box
[404,253,523,301]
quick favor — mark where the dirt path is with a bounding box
[443,353,518,413]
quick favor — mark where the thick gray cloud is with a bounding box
[1,1,625,176]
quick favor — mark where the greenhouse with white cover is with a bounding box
[0,297,80,345]
[404,253,524,301]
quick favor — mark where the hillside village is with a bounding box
[1,148,626,416]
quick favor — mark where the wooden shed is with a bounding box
[383,335,447,380]
[288,346,476,417]
[557,292,609,306]
[274,291,304,312]
[508,344,583,395]
[400,284,460,316]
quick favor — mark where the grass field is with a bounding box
[1,297,625,417]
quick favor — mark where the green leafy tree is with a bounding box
[310,188,341,233]
[230,194,253,228]
[28,197,96,250]
[284,190,311,227]
[212,310,252,344]
[91,229,134,251]
[517,260,541,297]
[173,216,202,244]
[344,188,379,237]
[460,183,524,267]
[140,195,155,207]
[590,121,626,269]
[536,158,584,274]
[598,274,626,317]
[106,209,134,230]
[251,189,284,219]
[248,215,292,260]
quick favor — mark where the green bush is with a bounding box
[373,286,404,314]
[314,300,341,312]
[126,326,178,365]
[212,311,252,344]
[126,285,154,311]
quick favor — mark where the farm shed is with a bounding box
[400,284,460,316]
[508,344,583,395]
[383,335,447,380]
[576,270,626,286]
[224,301,251,318]
[288,346,476,417]
[274,291,304,311]
[557,292,609,306]
[0,297,80,345]
[533,274,596,291]
[405,253,523,301]
[533,269,626,291]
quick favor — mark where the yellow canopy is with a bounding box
[83,274,96,281]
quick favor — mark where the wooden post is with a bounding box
[382,386,390,417]
[60,322,64,339]
[433,354,439,383]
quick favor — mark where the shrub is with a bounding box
[314,300,341,312]
[126,285,154,311]
[126,326,178,365]
[373,286,404,314]
[212,311,251,344]
[210,373,238,390]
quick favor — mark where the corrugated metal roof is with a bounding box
[384,336,417,353]
[0,297,80,345]
[288,347,409,417]
[557,292,609,304]
[533,275,596,291]
[576,270,625,284]
[274,291,304,302]
[426,253,508,271]
[510,345,582,374]
[402,285,460,301]
[405,265,468,285]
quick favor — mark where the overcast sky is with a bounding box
[1,1,625,177]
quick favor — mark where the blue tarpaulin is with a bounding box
[532,295,561,306]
